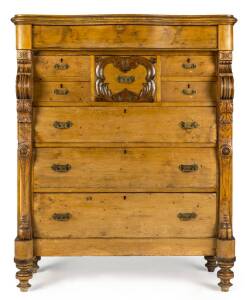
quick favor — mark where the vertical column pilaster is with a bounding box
[15,25,34,292]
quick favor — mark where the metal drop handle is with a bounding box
[54,83,69,95]
[179,164,198,173]
[177,212,197,221]
[182,84,197,96]
[182,58,197,69]
[117,75,135,84]
[54,58,69,70]
[53,121,73,129]
[52,213,71,221]
[51,164,71,173]
[180,121,199,129]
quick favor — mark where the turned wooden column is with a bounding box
[216,25,236,292]
[14,24,34,292]
[204,256,217,272]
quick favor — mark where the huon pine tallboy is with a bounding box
[12,14,237,292]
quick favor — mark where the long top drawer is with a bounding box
[32,25,217,49]
[12,15,236,50]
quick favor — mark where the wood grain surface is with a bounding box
[33,193,217,238]
[34,107,216,144]
[33,147,217,192]
[33,25,217,49]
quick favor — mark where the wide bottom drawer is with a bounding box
[33,193,217,238]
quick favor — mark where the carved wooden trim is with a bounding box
[11,14,237,26]
[15,258,33,292]
[17,49,32,60]
[217,50,234,240]
[17,50,33,240]
[95,56,156,102]
[217,257,235,292]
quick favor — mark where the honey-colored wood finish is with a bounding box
[34,82,92,102]
[33,147,217,192]
[12,14,237,292]
[34,55,91,81]
[33,193,217,238]
[162,82,216,102]
[34,238,217,256]
[161,55,216,77]
[34,107,216,143]
[32,25,218,49]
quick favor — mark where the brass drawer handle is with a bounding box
[179,164,198,172]
[182,84,196,96]
[180,121,199,129]
[51,164,71,172]
[54,87,69,95]
[53,121,73,129]
[54,58,69,70]
[182,58,197,69]
[52,213,71,221]
[182,63,197,69]
[117,75,135,84]
[54,84,69,95]
[177,212,197,221]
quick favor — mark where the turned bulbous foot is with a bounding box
[204,256,217,272]
[15,259,33,292]
[33,256,41,273]
[217,258,235,292]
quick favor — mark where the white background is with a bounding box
[0,0,246,299]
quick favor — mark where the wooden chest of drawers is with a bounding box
[12,14,237,292]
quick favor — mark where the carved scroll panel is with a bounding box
[95,56,156,102]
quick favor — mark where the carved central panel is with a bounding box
[95,56,156,102]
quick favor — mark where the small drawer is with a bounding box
[34,55,91,81]
[162,55,216,77]
[162,82,216,102]
[33,193,217,238]
[34,82,92,102]
[33,147,217,192]
[34,107,216,144]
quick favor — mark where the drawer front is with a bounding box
[34,82,91,102]
[33,193,217,238]
[34,55,91,81]
[162,55,216,77]
[34,148,217,192]
[162,82,216,102]
[95,56,156,102]
[34,107,216,144]
[33,25,217,49]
